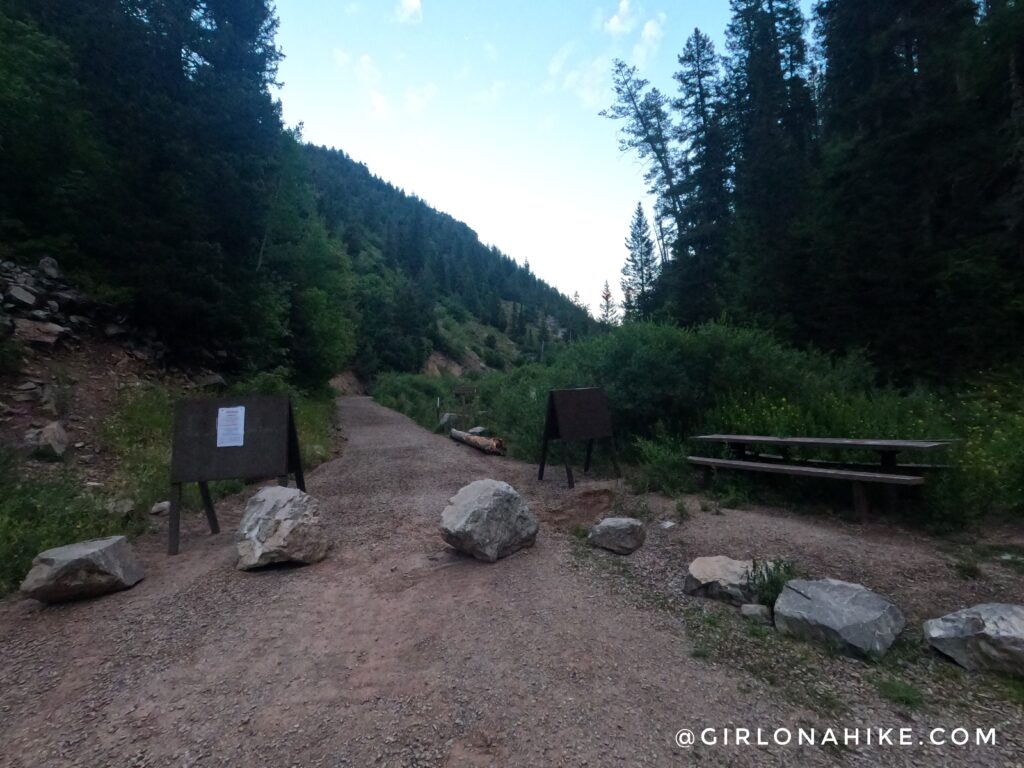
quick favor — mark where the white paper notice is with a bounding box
[216,406,245,448]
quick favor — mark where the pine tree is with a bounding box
[602,60,684,231]
[668,28,732,325]
[621,203,659,322]
[599,280,618,326]
[724,0,815,334]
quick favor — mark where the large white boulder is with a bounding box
[683,556,754,605]
[236,487,329,570]
[441,480,537,562]
[923,603,1024,676]
[20,536,144,603]
[588,517,646,555]
[774,578,905,657]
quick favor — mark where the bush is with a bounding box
[373,373,452,430]
[633,434,692,495]
[746,558,799,607]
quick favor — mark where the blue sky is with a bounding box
[273,1,796,311]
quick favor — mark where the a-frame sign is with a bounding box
[167,395,305,554]
[538,387,620,488]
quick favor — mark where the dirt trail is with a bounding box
[0,397,1018,767]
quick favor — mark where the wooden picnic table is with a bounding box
[688,435,956,515]
[691,434,953,471]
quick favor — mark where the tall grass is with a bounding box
[0,451,144,594]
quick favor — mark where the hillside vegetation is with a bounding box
[376,323,1024,530]
[0,1,590,387]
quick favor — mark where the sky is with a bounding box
[272,1,759,312]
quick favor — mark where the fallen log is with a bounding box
[450,428,506,456]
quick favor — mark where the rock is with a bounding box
[46,300,59,313]
[194,372,226,389]
[103,323,127,338]
[20,536,144,603]
[923,603,1024,676]
[0,312,13,340]
[14,318,69,346]
[774,578,905,657]
[105,498,136,517]
[438,412,460,429]
[659,520,677,529]
[150,500,171,516]
[440,479,538,562]
[467,426,488,436]
[741,603,773,626]
[24,421,68,460]
[236,487,329,570]
[683,556,754,605]
[588,517,646,555]
[6,285,37,308]
[52,290,83,311]
[38,256,60,279]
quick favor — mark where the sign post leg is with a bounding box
[564,446,575,489]
[198,481,220,535]
[288,405,307,492]
[538,437,549,480]
[583,439,594,473]
[609,439,622,479]
[168,483,183,555]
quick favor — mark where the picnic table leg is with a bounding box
[880,451,900,516]
[852,481,869,519]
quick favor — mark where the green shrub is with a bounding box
[633,434,692,495]
[746,558,799,607]
[373,373,452,430]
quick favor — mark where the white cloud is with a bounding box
[369,89,392,117]
[404,82,437,114]
[355,53,381,86]
[632,13,666,68]
[542,42,612,109]
[483,41,498,62]
[395,0,422,24]
[474,80,506,106]
[332,48,350,68]
[547,41,575,79]
[604,0,635,35]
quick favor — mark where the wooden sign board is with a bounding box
[167,395,305,555]
[538,387,619,488]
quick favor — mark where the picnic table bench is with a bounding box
[688,434,954,515]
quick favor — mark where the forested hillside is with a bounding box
[605,0,1024,380]
[0,1,589,386]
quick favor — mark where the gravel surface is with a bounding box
[1,396,1021,767]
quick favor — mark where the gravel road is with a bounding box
[1,396,1019,767]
